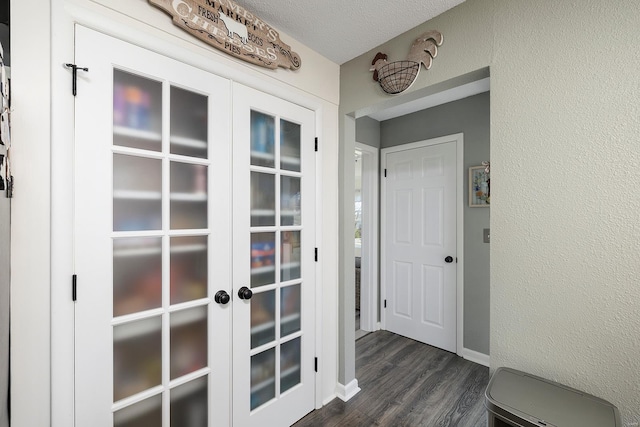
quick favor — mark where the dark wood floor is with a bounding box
[294,331,489,427]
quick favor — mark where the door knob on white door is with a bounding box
[215,290,231,304]
[238,286,253,300]
[444,256,454,263]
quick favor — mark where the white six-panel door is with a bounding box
[74,25,315,427]
[382,138,458,353]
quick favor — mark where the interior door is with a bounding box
[382,139,457,352]
[74,26,232,426]
[232,83,316,427]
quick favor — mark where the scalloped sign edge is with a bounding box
[149,0,301,70]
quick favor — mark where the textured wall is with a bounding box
[491,1,640,423]
[380,92,490,355]
[340,0,495,116]
[341,0,640,423]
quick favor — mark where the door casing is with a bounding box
[355,142,379,333]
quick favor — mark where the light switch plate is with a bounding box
[483,228,490,243]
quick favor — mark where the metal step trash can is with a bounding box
[485,367,621,427]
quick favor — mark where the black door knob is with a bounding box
[238,286,253,300]
[445,256,454,263]
[214,290,230,305]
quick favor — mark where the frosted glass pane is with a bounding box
[170,236,208,304]
[113,237,162,317]
[281,231,301,282]
[170,307,208,380]
[251,348,275,410]
[170,161,207,230]
[113,154,162,231]
[170,376,208,427]
[250,233,275,288]
[250,110,275,168]
[251,290,275,349]
[280,119,301,172]
[170,86,208,159]
[281,284,301,337]
[114,394,162,427]
[281,176,301,226]
[113,70,162,152]
[251,172,275,227]
[281,338,301,393]
[113,316,162,401]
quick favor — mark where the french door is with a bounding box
[73,25,315,426]
[232,84,316,426]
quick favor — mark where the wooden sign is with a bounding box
[149,0,301,70]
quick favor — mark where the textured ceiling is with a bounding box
[238,0,466,64]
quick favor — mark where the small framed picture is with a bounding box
[469,166,490,207]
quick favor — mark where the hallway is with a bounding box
[294,331,489,426]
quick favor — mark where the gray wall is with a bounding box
[355,116,381,148]
[380,92,490,355]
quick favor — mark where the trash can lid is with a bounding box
[485,368,621,427]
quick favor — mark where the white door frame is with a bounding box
[355,142,379,332]
[380,133,464,356]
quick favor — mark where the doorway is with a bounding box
[343,78,491,390]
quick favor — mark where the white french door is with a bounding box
[73,26,315,427]
[232,84,316,426]
[382,137,458,353]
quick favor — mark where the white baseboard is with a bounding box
[322,393,337,406]
[336,379,361,402]
[462,348,490,367]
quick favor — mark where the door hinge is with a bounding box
[64,63,89,97]
[384,299,387,308]
[315,137,318,152]
[384,169,387,178]
[5,175,12,198]
[314,357,318,372]
[314,247,318,262]
[72,274,77,301]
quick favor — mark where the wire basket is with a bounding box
[376,61,420,94]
